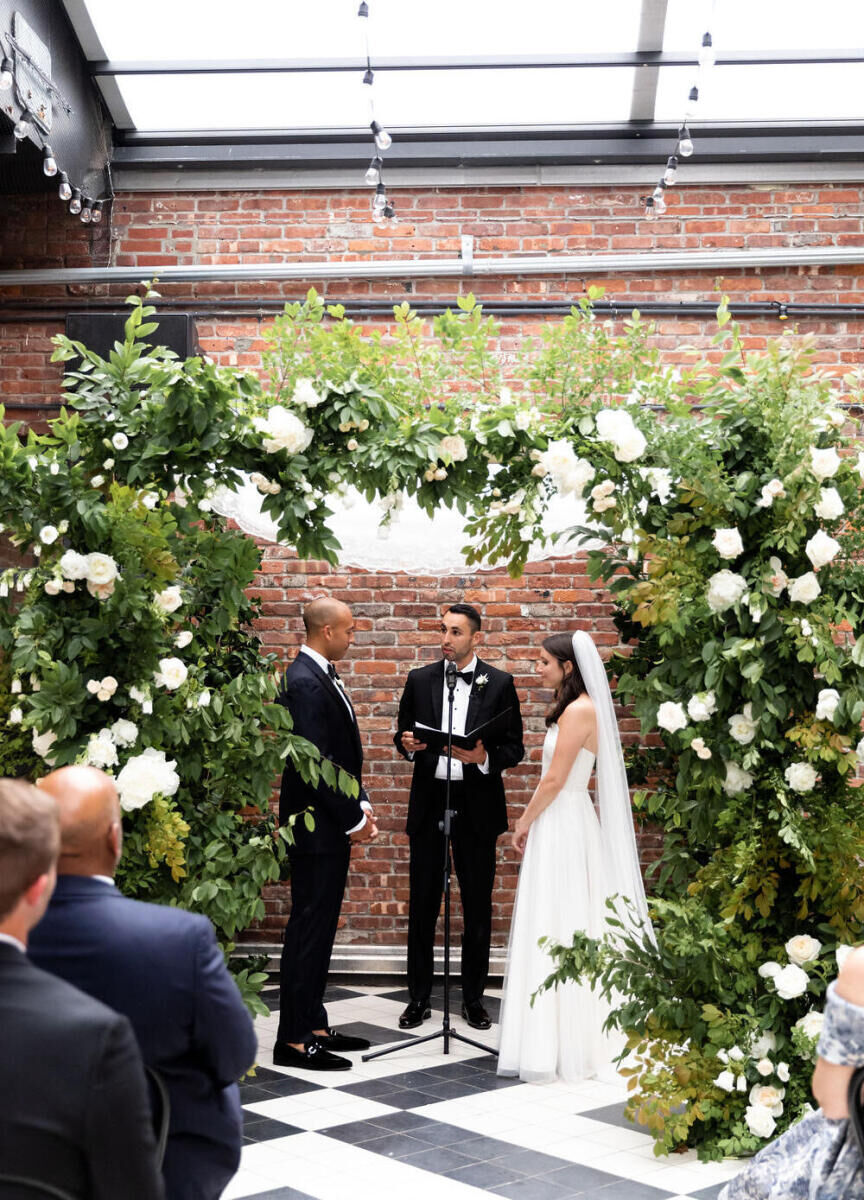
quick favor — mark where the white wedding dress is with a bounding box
[497,725,623,1083]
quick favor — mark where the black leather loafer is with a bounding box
[273,1040,351,1071]
[398,1000,432,1029]
[461,1000,492,1030]
[315,1027,371,1052]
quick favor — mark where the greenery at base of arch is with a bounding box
[0,285,863,1155]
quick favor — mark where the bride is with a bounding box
[497,631,652,1083]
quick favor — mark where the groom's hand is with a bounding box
[401,731,427,753]
[452,739,486,764]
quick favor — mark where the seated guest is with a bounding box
[29,766,257,1200]
[0,777,163,1199]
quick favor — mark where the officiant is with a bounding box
[394,603,524,1031]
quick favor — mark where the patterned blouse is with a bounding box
[720,982,864,1200]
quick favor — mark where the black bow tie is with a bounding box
[327,664,341,683]
[454,669,473,684]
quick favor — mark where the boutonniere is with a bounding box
[475,673,489,690]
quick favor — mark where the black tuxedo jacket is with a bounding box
[395,658,524,838]
[277,650,366,853]
[29,876,257,1200]
[0,940,164,1199]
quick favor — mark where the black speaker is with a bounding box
[65,312,200,361]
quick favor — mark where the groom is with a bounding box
[395,603,524,1030]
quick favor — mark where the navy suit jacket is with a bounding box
[277,650,366,853]
[0,940,163,1200]
[29,877,257,1200]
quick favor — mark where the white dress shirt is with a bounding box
[435,656,490,781]
[0,931,25,953]
[298,644,370,833]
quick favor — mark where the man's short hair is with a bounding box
[0,779,59,920]
[444,602,482,633]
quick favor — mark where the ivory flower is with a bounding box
[706,570,748,613]
[745,1106,776,1138]
[795,1010,824,1040]
[110,718,139,748]
[785,934,822,965]
[254,406,313,455]
[656,701,687,734]
[439,434,468,462]
[712,527,744,560]
[691,737,712,760]
[724,761,754,795]
[687,691,717,722]
[175,630,193,649]
[86,729,118,768]
[8,706,22,725]
[116,747,180,812]
[154,657,188,691]
[112,432,129,450]
[714,1070,735,1092]
[809,446,841,480]
[789,572,821,605]
[729,703,758,745]
[772,963,810,1000]
[814,487,844,521]
[85,553,119,586]
[755,1059,773,1077]
[749,1030,777,1058]
[777,1062,790,1082]
[805,530,841,570]
[756,479,785,508]
[155,586,183,614]
[815,688,840,722]
[765,556,788,597]
[59,550,89,580]
[292,377,324,407]
[32,728,57,760]
[749,1084,785,1116]
[39,525,59,545]
[784,762,818,792]
[758,962,782,980]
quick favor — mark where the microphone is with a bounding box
[445,660,458,691]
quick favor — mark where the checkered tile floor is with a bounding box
[227,983,744,1200]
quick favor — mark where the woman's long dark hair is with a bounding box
[543,633,587,726]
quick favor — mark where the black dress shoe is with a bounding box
[398,1000,432,1029]
[272,1040,351,1071]
[315,1027,371,1052]
[461,1000,491,1030]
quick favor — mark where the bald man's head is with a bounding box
[37,765,122,877]
[302,597,354,663]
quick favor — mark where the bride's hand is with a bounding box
[512,819,530,856]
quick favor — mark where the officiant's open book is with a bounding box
[413,708,513,754]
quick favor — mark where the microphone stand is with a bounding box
[363,659,496,1062]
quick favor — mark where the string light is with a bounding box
[80,197,93,224]
[678,124,694,157]
[0,56,12,90]
[42,144,58,176]
[68,187,82,215]
[644,196,656,221]
[12,110,30,139]
[363,67,374,85]
[91,200,104,224]
[699,31,716,70]
[364,155,383,185]
[57,171,72,201]
[370,119,392,152]
[663,155,678,185]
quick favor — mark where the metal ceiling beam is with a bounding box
[86,49,864,76]
[4,246,864,288]
[630,0,669,122]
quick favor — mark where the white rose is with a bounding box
[688,691,717,722]
[765,556,788,598]
[155,586,183,614]
[756,479,786,508]
[174,630,193,649]
[90,474,104,488]
[103,458,114,470]
[729,703,758,745]
[773,963,810,1000]
[691,737,712,760]
[514,409,531,432]
[784,762,818,793]
[39,525,59,545]
[154,657,188,691]
[657,701,688,734]
[347,439,359,452]
[110,718,139,748]
[777,1062,790,1082]
[496,419,514,438]
[749,1030,777,1057]
[62,581,75,593]
[59,550,90,580]
[44,580,62,595]
[706,570,748,613]
[292,377,324,407]
[789,572,821,605]
[809,446,841,480]
[805,530,841,570]
[32,728,57,760]
[254,405,313,455]
[712,527,744,560]
[613,427,647,462]
[116,747,180,812]
[756,1058,773,1077]
[86,729,118,768]
[758,962,782,980]
[433,467,447,481]
[8,706,23,725]
[724,761,754,795]
[795,1010,824,1041]
[814,487,844,521]
[87,579,115,602]
[112,432,129,450]
[728,1046,745,1062]
[596,408,635,443]
[640,466,674,504]
[86,679,101,695]
[785,934,822,965]
[714,1070,735,1092]
[85,553,119,586]
[97,676,118,701]
[745,1106,776,1139]
[439,434,468,462]
[815,688,840,722]
[531,463,548,478]
[749,1084,785,1116]
[519,524,534,542]
[142,492,159,510]
[836,945,856,972]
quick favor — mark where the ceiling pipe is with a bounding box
[3,245,864,288]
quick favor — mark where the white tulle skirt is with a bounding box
[497,782,623,1084]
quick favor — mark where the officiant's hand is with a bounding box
[401,731,428,753]
[452,739,486,765]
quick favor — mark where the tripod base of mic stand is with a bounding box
[362,1021,498,1063]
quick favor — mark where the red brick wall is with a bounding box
[2,178,862,945]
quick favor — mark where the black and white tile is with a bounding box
[227,984,742,1200]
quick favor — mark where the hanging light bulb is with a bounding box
[68,187,82,214]
[644,196,656,221]
[58,171,72,201]
[678,124,694,157]
[652,182,666,202]
[383,202,395,220]
[364,156,383,185]
[358,1,369,14]
[0,57,12,90]
[688,85,699,105]
[699,32,716,70]
[370,119,392,151]
[373,209,387,226]
[80,198,93,224]
[363,67,374,85]
[91,200,104,224]
[663,155,678,186]
[42,144,58,176]
[654,193,667,216]
[372,183,387,214]
[12,111,30,140]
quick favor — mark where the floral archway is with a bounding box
[2,287,864,1158]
